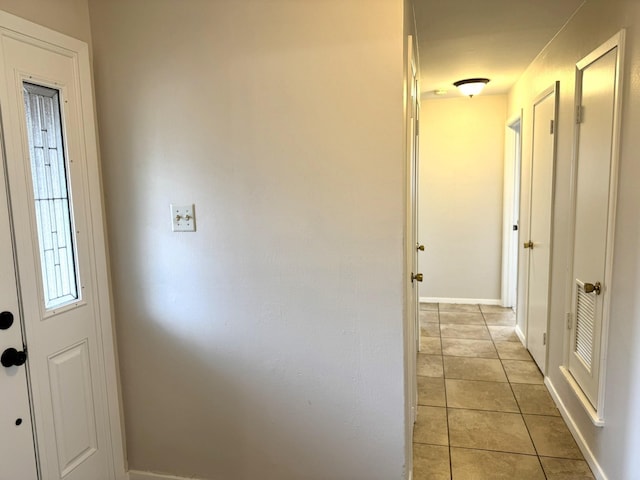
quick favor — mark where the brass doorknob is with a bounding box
[412,273,423,283]
[417,244,425,251]
[523,241,534,249]
[584,282,602,295]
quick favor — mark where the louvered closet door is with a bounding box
[569,46,618,408]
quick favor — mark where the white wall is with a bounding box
[419,95,507,302]
[510,0,640,477]
[88,1,408,479]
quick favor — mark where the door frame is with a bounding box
[0,9,126,478]
[501,112,523,309]
[561,30,626,425]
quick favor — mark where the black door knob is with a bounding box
[1,348,27,367]
[0,311,14,330]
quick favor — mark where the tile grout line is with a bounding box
[417,303,592,478]
[482,307,549,480]
[437,304,454,478]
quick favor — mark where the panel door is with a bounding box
[407,37,419,425]
[569,47,618,408]
[0,124,39,479]
[413,83,421,355]
[0,29,115,480]
[508,122,521,308]
[526,86,558,373]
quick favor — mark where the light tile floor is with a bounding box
[414,302,595,480]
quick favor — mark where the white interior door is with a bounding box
[510,124,521,309]
[502,118,521,309]
[568,45,619,409]
[0,15,123,480]
[413,92,421,355]
[407,37,420,424]
[525,84,558,373]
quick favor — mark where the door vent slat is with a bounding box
[575,281,596,372]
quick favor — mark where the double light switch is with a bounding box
[171,204,196,232]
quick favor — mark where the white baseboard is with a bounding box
[420,297,502,306]
[129,471,209,480]
[515,324,526,345]
[544,377,607,480]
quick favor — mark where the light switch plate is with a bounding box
[171,204,196,232]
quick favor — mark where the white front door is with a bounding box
[525,84,558,373]
[0,123,39,480]
[0,13,124,480]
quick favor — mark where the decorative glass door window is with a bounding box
[23,83,79,309]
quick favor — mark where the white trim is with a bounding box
[559,366,605,426]
[576,32,622,70]
[545,376,607,480]
[515,324,526,344]
[129,471,208,480]
[505,113,522,130]
[595,28,626,420]
[420,297,501,306]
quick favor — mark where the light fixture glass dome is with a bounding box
[453,78,490,97]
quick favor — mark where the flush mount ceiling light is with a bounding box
[453,78,490,97]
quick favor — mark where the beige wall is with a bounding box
[419,95,507,302]
[0,0,91,43]
[509,0,640,477]
[88,0,407,478]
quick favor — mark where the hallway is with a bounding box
[413,303,595,479]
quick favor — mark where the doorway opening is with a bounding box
[502,116,522,311]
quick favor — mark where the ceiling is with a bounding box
[414,0,585,98]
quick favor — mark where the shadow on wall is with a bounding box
[120,285,397,478]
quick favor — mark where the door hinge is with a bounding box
[543,332,547,346]
[576,105,584,124]
[566,312,572,330]
[550,119,555,134]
